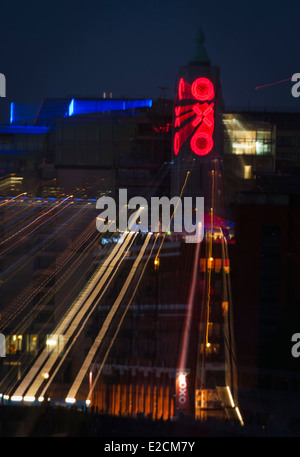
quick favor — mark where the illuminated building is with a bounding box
[222,112,276,212]
[1,97,172,200]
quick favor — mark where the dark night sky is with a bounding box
[1,0,300,124]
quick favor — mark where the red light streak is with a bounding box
[178,236,201,373]
[255,76,291,90]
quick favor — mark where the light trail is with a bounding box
[0,200,74,257]
[0,193,27,208]
[0,196,112,327]
[178,234,202,372]
[0,201,89,284]
[205,169,215,348]
[0,200,31,227]
[0,198,68,248]
[87,233,158,403]
[255,76,291,90]
[154,166,192,264]
[38,232,138,400]
[0,196,73,256]
[153,162,196,373]
[10,229,135,399]
[0,205,94,331]
[14,223,100,335]
[65,232,153,403]
[1,209,142,391]
[0,200,47,238]
[220,228,239,402]
[0,227,104,396]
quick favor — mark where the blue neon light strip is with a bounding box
[10,102,14,124]
[68,98,75,116]
[9,102,41,125]
[67,99,152,117]
[0,126,49,134]
[0,150,28,155]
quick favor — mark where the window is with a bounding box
[244,165,252,179]
[7,335,22,354]
[26,335,38,355]
[223,115,274,156]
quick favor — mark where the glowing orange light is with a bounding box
[178,374,186,384]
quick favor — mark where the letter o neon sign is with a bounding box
[179,378,187,388]
[191,78,215,101]
[190,131,213,156]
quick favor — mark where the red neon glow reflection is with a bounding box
[174,76,215,156]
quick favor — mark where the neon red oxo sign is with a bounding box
[174,77,215,156]
[176,373,189,410]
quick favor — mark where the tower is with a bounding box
[171,27,224,217]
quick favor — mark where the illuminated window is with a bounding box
[224,115,273,156]
[244,165,252,179]
[26,335,38,354]
[8,335,22,354]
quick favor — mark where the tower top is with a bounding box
[189,26,210,65]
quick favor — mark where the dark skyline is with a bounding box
[0,0,300,124]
